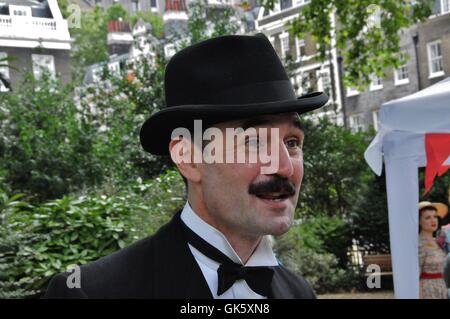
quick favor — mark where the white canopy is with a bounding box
[365,77,450,299]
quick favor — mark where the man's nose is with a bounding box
[272,141,294,178]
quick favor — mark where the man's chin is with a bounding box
[264,216,293,236]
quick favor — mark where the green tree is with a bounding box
[167,0,241,47]
[70,6,109,79]
[298,117,390,254]
[130,11,165,38]
[0,72,102,202]
[263,0,433,88]
[70,4,129,80]
[299,116,373,217]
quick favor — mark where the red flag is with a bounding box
[424,133,450,194]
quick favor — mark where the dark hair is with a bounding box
[419,205,438,233]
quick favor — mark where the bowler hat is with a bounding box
[140,33,329,155]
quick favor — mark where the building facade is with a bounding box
[345,0,450,132]
[0,0,72,92]
[255,0,343,124]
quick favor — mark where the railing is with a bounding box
[0,15,70,40]
[0,16,12,28]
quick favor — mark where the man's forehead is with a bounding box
[218,113,304,132]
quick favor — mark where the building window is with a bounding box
[294,0,309,6]
[32,54,55,79]
[349,114,364,132]
[300,72,311,95]
[394,52,409,85]
[370,74,383,91]
[317,69,332,98]
[10,5,31,17]
[280,33,289,58]
[150,0,158,9]
[347,87,359,97]
[280,0,293,10]
[442,0,450,13]
[296,38,306,61]
[427,40,444,78]
[164,43,176,59]
[0,52,10,92]
[132,0,139,12]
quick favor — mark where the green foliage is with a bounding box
[300,214,352,266]
[0,169,185,298]
[349,172,390,253]
[275,221,358,294]
[130,11,165,38]
[71,6,110,78]
[262,0,434,88]
[106,3,129,21]
[0,72,103,203]
[299,116,373,217]
[77,55,172,184]
[168,0,241,47]
[0,192,38,298]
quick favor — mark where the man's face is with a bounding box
[197,112,304,238]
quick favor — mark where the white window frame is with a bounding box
[164,43,176,59]
[442,0,450,14]
[269,36,275,49]
[300,72,311,95]
[279,0,293,11]
[370,74,383,91]
[316,68,332,97]
[32,54,56,79]
[349,114,364,132]
[394,53,409,86]
[279,32,290,59]
[131,0,140,12]
[347,87,359,97]
[427,40,444,78]
[0,52,10,92]
[295,37,306,62]
[295,74,303,95]
[150,0,158,11]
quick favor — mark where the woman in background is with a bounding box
[418,201,448,299]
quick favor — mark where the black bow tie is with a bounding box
[180,219,274,297]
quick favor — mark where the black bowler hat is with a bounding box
[140,33,329,155]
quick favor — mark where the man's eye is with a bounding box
[245,137,260,147]
[285,138,302,149]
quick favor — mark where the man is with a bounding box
[44,33,328,298]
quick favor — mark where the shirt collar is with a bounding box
[180,201,279,267]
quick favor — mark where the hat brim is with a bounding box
[419,201,449,218]
[140,91,329,155]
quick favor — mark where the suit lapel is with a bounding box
[269,267,294,299]
[152,211,213,299]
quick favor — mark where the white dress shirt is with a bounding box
[180,201,279,299]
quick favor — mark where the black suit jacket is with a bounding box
[44,212,315,299]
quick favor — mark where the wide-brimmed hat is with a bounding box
[140,33,329,155]
[419,201,449,218]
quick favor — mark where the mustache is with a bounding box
[248,175,296,196]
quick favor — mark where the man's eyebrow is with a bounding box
[292,116,304,132]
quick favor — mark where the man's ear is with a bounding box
[169,138,201,184]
